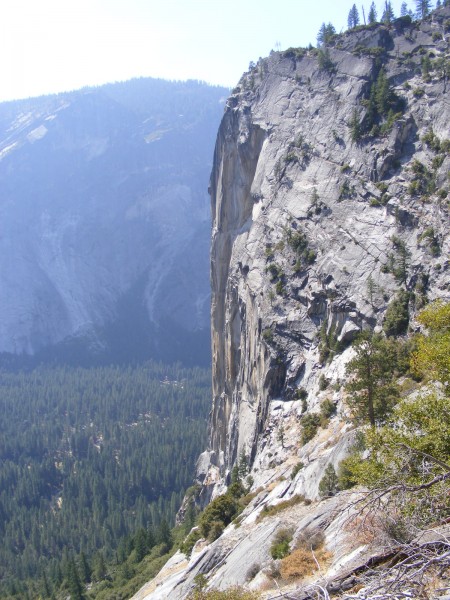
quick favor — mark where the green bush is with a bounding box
[270,528,293,559]
[275,280,285,296]
[300,413,321,445]
[318,375,330,391]
[199,495,238,540]
[337,456,360,490]
[262,328,274,343]
[320,398,336,419]
[317,48,336,73]
[383,291,410,337]
[290,462,304,479]
[180,528,202,557]
[296,387,308,401]
[318,464,340,497]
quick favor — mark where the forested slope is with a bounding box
[0,362,211,599]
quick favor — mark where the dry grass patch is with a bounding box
[280,546,331,580]
[256,494,305,522]
[280,527,331,581]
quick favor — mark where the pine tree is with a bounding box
[382,1,395,23]
[184,499,196,533]
[66,559,84,600]
[366,274,378,305]
[368,1,378,23]
[317,22,336,46]
[349,109,362,142]
[237,449,249,478]
[374,69,391,116]
[422,53,432,81]
[345,332,399,426]
[157,519,173,550]
[348,4,360,28]
[78,552,91,584]
[92,552,106,582]
[416,0,432,17]
[277,422,285,448]
[401,1,409,16]
[134,528,147,563]
[317,22,327,46]
[318,464,340,497]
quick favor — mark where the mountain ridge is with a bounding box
[0,78,228,366]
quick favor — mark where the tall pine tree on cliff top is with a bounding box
[416,0,432,17]
[348,4,360,29]
[368,1,378,23]
[382,1,395,23]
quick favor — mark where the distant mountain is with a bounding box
[0,78,228,366]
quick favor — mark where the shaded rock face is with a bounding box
[204,8,450,482]
[0,79,228,365]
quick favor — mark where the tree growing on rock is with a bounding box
[382,1,395,23]
[368,1,378,23]
[317,22,336,46]
[345,332,399,426]
[348,4,360,28]
[412,300,450,392]
[401,1,411,16]
[416,0,432,18]
[318,463,340,497]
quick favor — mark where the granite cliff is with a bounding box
[133,8,450,599]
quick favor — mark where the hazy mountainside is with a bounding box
[134,8,450,599]
[0,78,228,366]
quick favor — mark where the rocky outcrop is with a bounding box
[204,7,450,482]
[134,8,450,599]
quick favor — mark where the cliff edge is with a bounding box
[133,8,450,599]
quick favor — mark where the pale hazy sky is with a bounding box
[0,0,423,102]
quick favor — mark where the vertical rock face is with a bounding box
[201,8,450,487]
[133,10,450,600]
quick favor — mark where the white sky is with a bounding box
[0,0,422,102]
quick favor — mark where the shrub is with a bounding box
[262,328,273,343]
[199,494,238,540]
[189,586,261,600]
[337,455,361,490]
[296,387,308,401]
[280,545,330,580]
[257,494,305,522]
[180,528,202,557]
[290,462,304,479]
[318,463,340,497]
[419,227,440,256]
[208,521,225,541]
[270,528,293,559]
[300,414,320,445]
[383,290,410,337]
[246,563,260,581]
[320,399,336,419]
[408,159,435,197]
[318,375,330,391]
[266,262,282,281]
[295,527,325,551]
[317,47,336,72]
[422,129,442,152]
